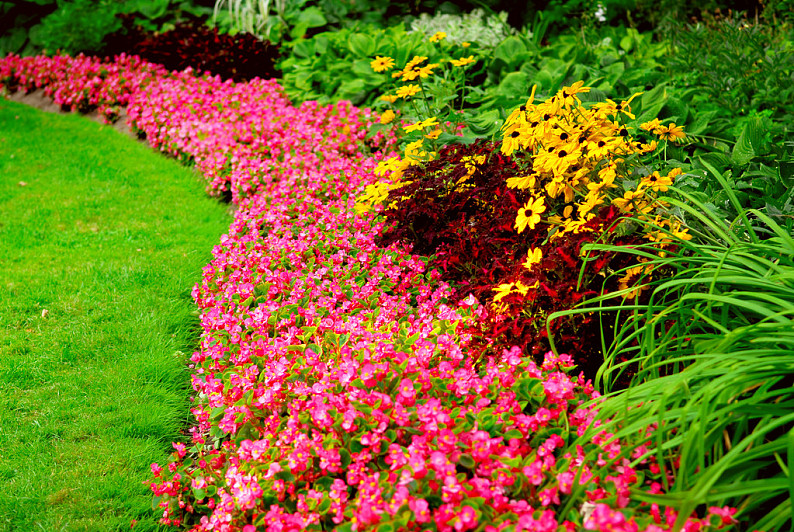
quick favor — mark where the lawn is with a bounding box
[0,99,229,531]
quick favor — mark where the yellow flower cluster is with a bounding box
[494,81,693,303]
[500,82,687,244]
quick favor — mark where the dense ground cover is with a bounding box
[0,99,230,529]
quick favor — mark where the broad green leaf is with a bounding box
[348,32,375,58]
[731,118,763,166]
[493,36,529,70]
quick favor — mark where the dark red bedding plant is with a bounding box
[375,140,647,378]
[99,16,281,83]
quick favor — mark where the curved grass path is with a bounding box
[0,99,230,531]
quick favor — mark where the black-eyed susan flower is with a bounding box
[523,247,543,270]
[450,56,476,67]
[370,56,395,72]
[429,31,446,42]
[405,56,428,70]
[655,122,686,142]
[396,84,420,99]
[379,109,396,125]
[506,173,537,190]
[515,196,546,233]
[417,63,440,78]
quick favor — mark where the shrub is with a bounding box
[100,16,281,82]
[406,9,515,49]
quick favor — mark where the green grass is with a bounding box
[0,99,230,531]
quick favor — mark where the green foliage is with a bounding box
[2,0,213,56]
[557,179,794,530]
[406,8,515,48]
[665,14,794,117]
[30,0,122,55]
[279,23,427,105]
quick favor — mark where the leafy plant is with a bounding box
[406,8,515,49]
[558,168,794,530]
[100,16,281,82]
[212,0,327,42]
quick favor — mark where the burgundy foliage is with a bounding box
[378,140,646,378]
[99,16,280,83]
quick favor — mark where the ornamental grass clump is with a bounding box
[561,172,794,531]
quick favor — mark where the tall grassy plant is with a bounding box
[551,167,794,530]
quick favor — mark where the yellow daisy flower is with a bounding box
[379,109,396,125]
[450,56,476,67]
[370,56,395,72]
[515,196,546,233]
[396,84,421,99]
[523,247,543,270]
[429,31,446,42]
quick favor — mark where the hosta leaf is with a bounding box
[732,118,763,166]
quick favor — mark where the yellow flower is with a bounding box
[506,174,537,190]
[501,123,525,156]
[612,188,646,212]
[420,116,439,129]
[523,247,543,270]
[429,31,446,42]
[401,68,421,82]
[450,56,476,67]
[405,55,428,70]
[396,84,421,99]
[379,109,396,125]
[425,129,442,140]
[404,121,425,133]
[655,122,686,142]
[640,170,673,192]
[640,118,661,133]
[416,63,440,78]
[380,94,398,103]
[403,116,439,133]
[618,264,653,300]
[515,196,546,233]
[556,81,590,107]
[370,56,395,72]
[461,42,471,47]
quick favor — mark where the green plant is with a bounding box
[2,0,214,56]
[553,165,794,530]
[406,8,515,48]
[213,0,327,42]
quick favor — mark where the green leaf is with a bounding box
[458,454,475,469]
[289,6,327,39]
[496,71,532,98]
[348,32,375,58]
[493,36,529,70]
[731,118,762,166]
[339,448,351,468]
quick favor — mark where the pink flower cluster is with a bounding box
[1,54,739,531]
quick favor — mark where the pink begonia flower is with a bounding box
[708,506,738,526]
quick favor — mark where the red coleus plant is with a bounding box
[377,140,647,378]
